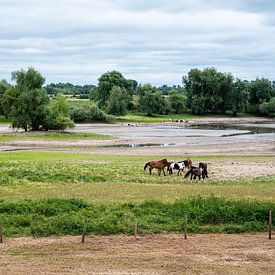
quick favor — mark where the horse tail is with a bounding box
[144,162,150,170]
[184,169,192,178]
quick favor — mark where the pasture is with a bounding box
[0,152,274,238]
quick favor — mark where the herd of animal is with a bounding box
[144,158,208,180]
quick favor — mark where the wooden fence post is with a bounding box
[269,210,272,240]
[81,218,88,243]
[184,215,188,240]
[0,223,2,244]
[134,220,138,239]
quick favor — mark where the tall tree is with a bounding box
[228,79,249,116]
[168,89,187,114]
[248,78,275,113]
[138,84,168,116]
[183,67,234,115]
[106,86,128,116]
[96,71,132,109]
[3,68,49,131]
[0,79,10,115]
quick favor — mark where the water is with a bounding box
[71,121,275,148]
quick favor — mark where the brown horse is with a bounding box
[144,159,171,176]
[178,157,192,169]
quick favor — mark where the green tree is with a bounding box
[106,86,128,116]
[0,79,10,115]
[248,78,275,113]
[138,84,168,116]
[168,89,187,114]
[229,79,249,116]
[46,93,74,130]
[95,71,132,109]
[259,97,275,117]
[3,68,49,131]
[183,68,234,114]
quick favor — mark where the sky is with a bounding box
[0,0,275,86]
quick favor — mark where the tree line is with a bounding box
[0,67,274,131]
[88,68,275,117]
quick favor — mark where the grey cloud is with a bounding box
[0,0,274,85]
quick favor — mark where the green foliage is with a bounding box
[46,93,74,130]
[138,84,169,116]
[70,106,88,122]
[259,97,275,117]
[248,78,275,114]
[44,82,95,98]
[3,68,50,131]
[183,67,235,115]
[0,197,274,237]
[157,84,184,95]
[0,79,10,115]
[229,79,249,116]
[168,89,187,114]
[68,99,113,122]
[96,71,133,109]
[106,86,129,116]
[88,103,113,122]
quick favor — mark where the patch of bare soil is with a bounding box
[204,159,275,180]
[0,233,274,274]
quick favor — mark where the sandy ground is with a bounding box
[0,233,274,274]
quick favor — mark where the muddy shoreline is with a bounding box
[0,117,274,155]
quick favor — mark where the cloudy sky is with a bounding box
[0,0,274,85]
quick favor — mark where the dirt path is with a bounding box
[1,233,274,274]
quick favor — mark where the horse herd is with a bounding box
[144,158,208,180]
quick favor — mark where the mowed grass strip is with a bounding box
[0,152,274,203]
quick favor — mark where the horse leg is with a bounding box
[163,169,166,176]
[149,168,152,175]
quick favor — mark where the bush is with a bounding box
[259,97,275,117]
[88,103,113,122]
[70,106,89,122]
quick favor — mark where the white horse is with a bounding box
[168,161,186,176]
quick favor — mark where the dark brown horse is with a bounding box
[144,159,171,176]
[184,165,208,180]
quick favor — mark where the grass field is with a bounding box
[0,132,111,142]
[0,152,274,202]
[0,152,274,237]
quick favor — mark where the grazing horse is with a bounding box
[178,158,192,169]
[144,159,171,176]
[199,162,209,178]
[184,166,207,180]
[168,161,186,175]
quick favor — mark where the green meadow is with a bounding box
[0,152,274,236]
